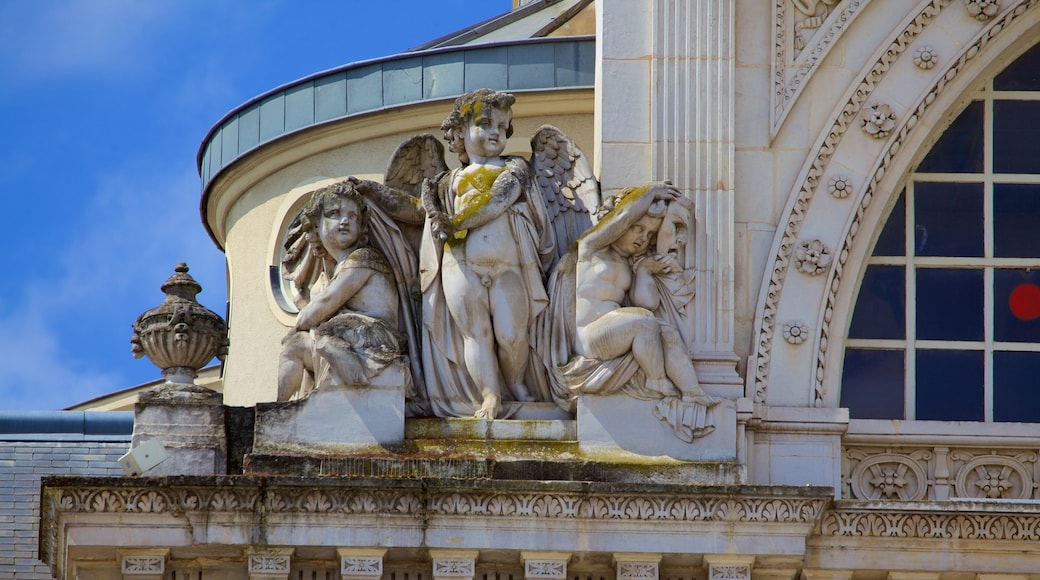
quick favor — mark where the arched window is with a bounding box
[841,43,1040,422]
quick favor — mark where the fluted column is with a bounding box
[596,0,740,393]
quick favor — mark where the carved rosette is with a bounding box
[913,46,939,70]
[131,263,228,384]
[860,102,897,139]
[782,321,809,345]
[953,454,1034,499]
[794,239,834,275]
[965,0,1000,20]
[849,453,929,500]
[828,175,854,199]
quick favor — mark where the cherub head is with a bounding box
[302,181,370,259]
[441,88,516,164]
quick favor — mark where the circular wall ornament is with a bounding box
[913,46,939,70]
[850,454,929,500]
[860,102,896,139]
[965,0,1000,21]
[828,175,853,199]
[782,322,809,345]
[794,239,834,276]
[954,456,1033,500]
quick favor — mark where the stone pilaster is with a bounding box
[596,0,740,393]
[703,554,753,580]
[613,553,661,580]
[339,547,387,580]
[246,547,293,580]
[521,551,571,580]
[430,549,479,580]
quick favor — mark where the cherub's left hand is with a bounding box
[639,253,681,275]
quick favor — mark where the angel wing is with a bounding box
[529,125,601,263]
[384,133,449,198]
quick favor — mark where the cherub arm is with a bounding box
[451,169,522,231]
[294,264,376,330]
[348,177,425,224]
[581,183,680,251]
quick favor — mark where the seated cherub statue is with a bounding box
[542,183,720,441]
[277,182,408,400]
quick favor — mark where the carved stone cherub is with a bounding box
[541,183,719,442]
[352,88,599,419]
[277,182,408,401]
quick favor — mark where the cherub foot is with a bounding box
[474,394,501,419]
[511,383,536,402]
[645,377,681,398]
[680,387,721,407]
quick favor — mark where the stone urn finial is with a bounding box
[131,262,229,385]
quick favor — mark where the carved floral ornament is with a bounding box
[914,46,939,69]
[794,239,834,275]
[782,322,809,345]
[827,175,853,198]
[845,446,1037,501]
[860,102,897,139]
[966,0,1001,20]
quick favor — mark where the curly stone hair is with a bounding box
[440,88,516,163]
[301,180,370,251]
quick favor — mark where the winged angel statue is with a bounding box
[279,88,716,437]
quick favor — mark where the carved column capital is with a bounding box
[612,553,661,580]
[521,551,571,580]
[119,548,169,580]
[430,549,479,580]
[246,547,294,580]
[703,554,753,580]
[339,547,387,580]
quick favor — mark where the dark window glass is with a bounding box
[994,101,1040,174]
[993,351,1040,422]
[994,268,1040,342]
[994,43,1040,91]
[916,349,984,421]
[872,191,905,257]
[849,266,905,339]
[914,182,983,257]
[841,349,905,419]
[916,268,984,341]
[994,183,1040,258]
[915,101,984,174]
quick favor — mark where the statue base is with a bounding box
[577,394,738,462]
[253,361,408,455]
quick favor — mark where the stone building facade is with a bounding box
[34,1,1040,578]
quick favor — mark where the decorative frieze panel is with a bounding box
[522,552,570,580]
[822,507,1040,540]
[614,554,661,580]
[771,0,871,136]
[844,446,1039,500]
[340,547,387,580]
[430,550,478,580]
[247,548,294,580]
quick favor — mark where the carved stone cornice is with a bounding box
[40,476,832,578]
[821,501,1040,541]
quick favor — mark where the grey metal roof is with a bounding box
[197,36,595,227]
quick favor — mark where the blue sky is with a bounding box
[0,0,507,411]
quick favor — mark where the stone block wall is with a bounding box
[0,438,128,578]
